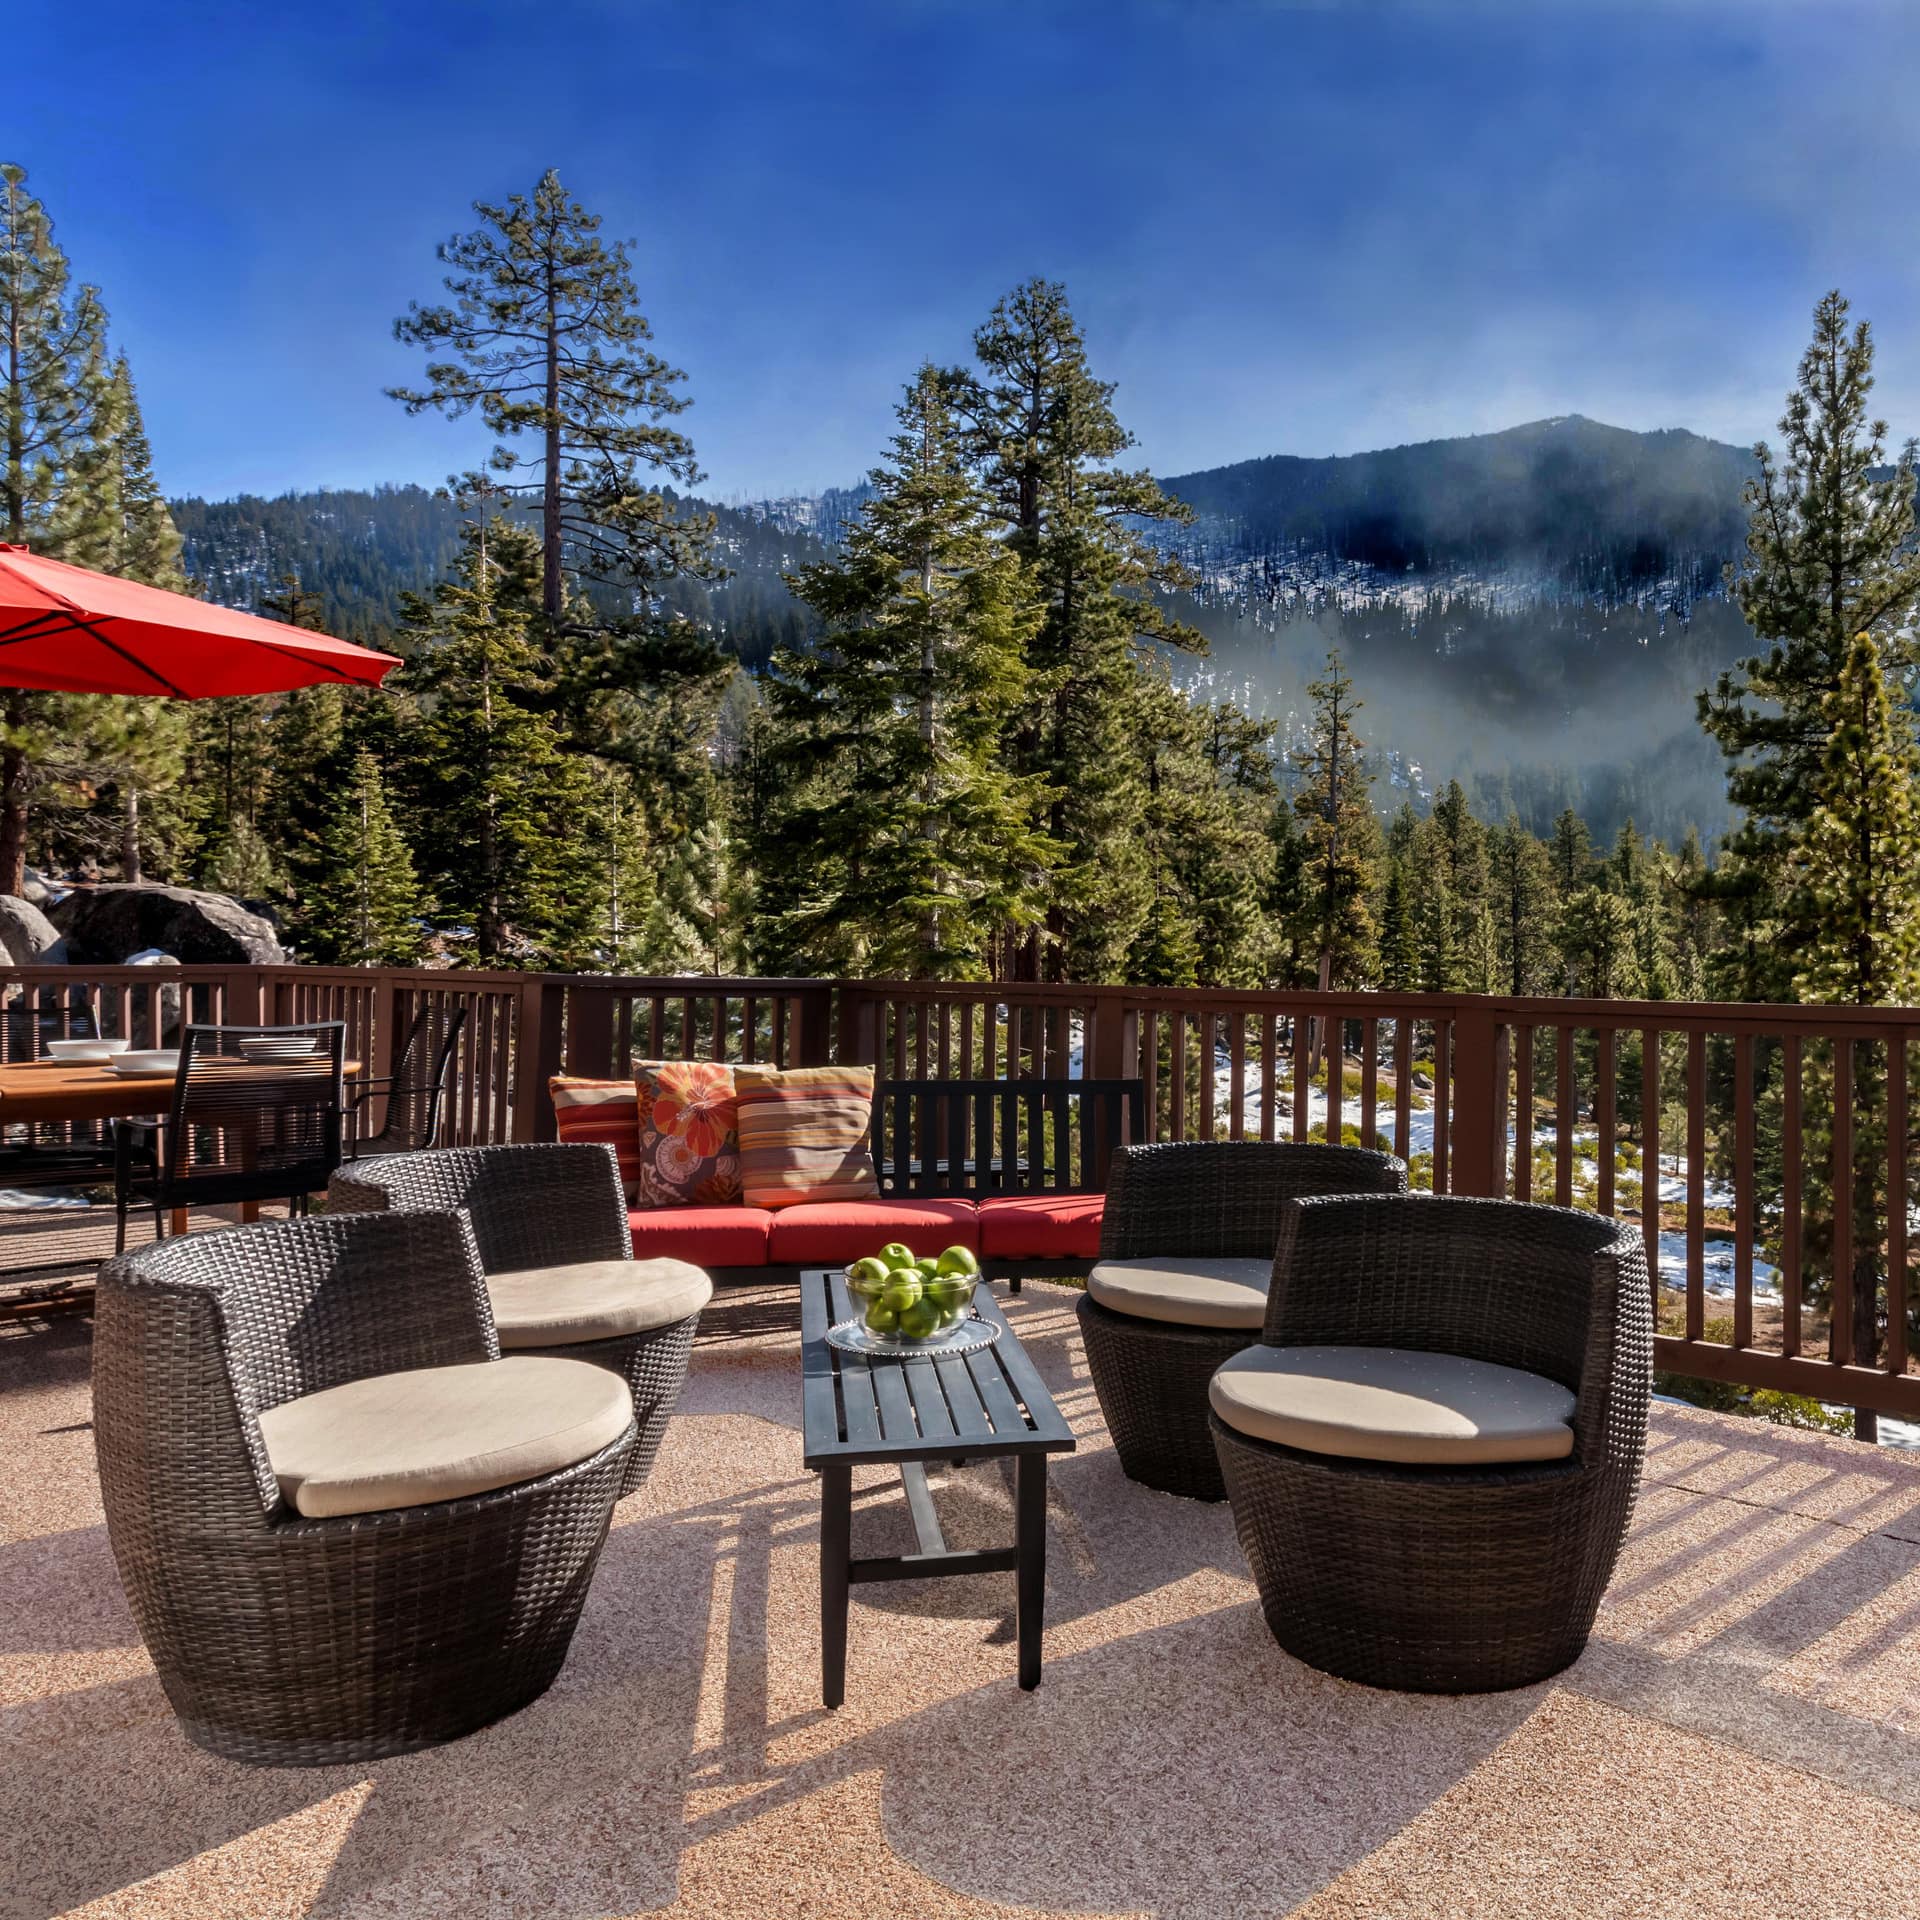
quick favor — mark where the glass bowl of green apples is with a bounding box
[844,1241,982,1345]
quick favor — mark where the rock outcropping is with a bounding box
[0,896,67,965]
[52,886,286,966]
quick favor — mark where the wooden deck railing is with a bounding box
[5,963,1917,1423]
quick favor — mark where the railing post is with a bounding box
[1448,1000,1505,1198]
[835,983,877,1070]
[796,984,834,1067]
[513,974,565,1141]
[1088,989,1133,1082]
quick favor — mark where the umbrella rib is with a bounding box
[246,634,379,684]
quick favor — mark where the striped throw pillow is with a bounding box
[549,1078,642,1199]
[735,1065,878,1209]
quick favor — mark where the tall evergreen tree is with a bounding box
[400,518,610,966]
[1290,648,1381,993]
[391,169,716,622]
[1488,815,1555,995]
[957,278,1199,979]
[759,365,1054,977]
[0,162,122,890]
[1699,290,1920,998]
[303,748,424,965]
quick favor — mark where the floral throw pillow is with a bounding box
[634,1060,741,1207]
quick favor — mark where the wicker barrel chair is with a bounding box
[93,1210,636,1766]
[1210,1194,1652,1693]
[1078,1141,1408,1500]
[330,1143,709,1498]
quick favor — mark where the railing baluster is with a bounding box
[1687,1028,1706,1345]
[1891,1034,1910,1382]
[1432,1018,1451,1190]
[1832,1035,1854,1368]
[1555,1025,1575,1208]
[1514,1024,1535,1203]
[1782,1033,1802,1359]
[1292,1010,1311,1145]
[1259,1010,1277,1141]
[1360,1016,1378,1151]
[1642,1026,1661,1310]
[1198,1010,1216,1143]
[1733,1031,1755,1352]
[1595,1027,1616,1218]
[1229,1012,1246,1143]
[1393,1016,1412,1165]
[1169,1010,1188,1141]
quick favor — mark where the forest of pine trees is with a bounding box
[9,160,1920,1038]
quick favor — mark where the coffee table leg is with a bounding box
[1015,1453,1046,1690]
[820,1462,852,1710]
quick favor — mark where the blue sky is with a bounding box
[12,0,1920,503]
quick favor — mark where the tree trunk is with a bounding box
[121,786,142,884]
[542,256,563,620]
[0,691,29,896]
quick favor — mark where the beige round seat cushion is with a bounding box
[488,1258,713,1349]
[257,1356,634,1519]
[1210,1345,1577,1466]
[1086,1256,1272,1330]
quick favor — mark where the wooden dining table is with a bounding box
[0,1056,362,1233]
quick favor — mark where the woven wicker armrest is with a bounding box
[1100,1141,1407,1261]
[329,1142,633,1273]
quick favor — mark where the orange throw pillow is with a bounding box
[549,1078,641,1198]
[735,1065,878,1209]
[634,1060,741,1207]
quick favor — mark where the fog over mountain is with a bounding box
[173,415,1769,846]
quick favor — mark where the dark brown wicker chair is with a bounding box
[92,1208,636,1765]
[1078,1141,1408,1500]
[329,1142,706,1498]
[113,1022,347,1252]
[1212,1193,1652,1693]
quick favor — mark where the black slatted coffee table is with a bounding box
[800,1267,1075,1706]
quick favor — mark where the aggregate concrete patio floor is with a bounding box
[4,1281,1920,1920]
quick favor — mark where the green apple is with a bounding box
[897,1299,942,1340]
[915,1256,941,1276]
[863,1297,899,1334]
[926,1275,973,1315]
[846,1256,891,1294]
[935,1245,980,1277]
[880,1274,923,1314]
[879,1242,917,1270]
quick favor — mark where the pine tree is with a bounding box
[1787,630,1920,1425]
[1290,648,1381,992]
[957,279,1199,979]
[1788,631,1920,1005]
[401,518,610,966]
[1699,290,1920,999]
[644,811,751,974]
[303,748,424,964]
[1488,816,1555,995]
[392,169,717,623]
[0,163,116,890]
[1377,856,1419,992]
[760,364,1054,977]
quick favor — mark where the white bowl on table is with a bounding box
[44,1038,131,1063]
[111,1049,182,1077]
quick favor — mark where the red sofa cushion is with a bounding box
[767,1197,979,1267]
[978,1193,1105,1260]
[627,1205,773,1268]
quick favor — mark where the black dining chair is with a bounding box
[0,1001,119,1195]
[114,1022,347,1252]
[345,1004,466,1160]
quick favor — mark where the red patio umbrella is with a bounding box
[0,544,400,697]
